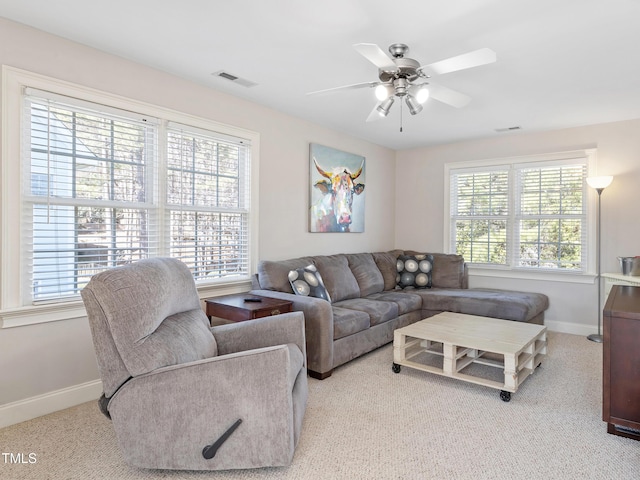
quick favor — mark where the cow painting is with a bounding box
[309,146,365,233]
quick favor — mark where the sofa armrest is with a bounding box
[462,262,469,289]
[250,289,334,375]
[211,311,306,362]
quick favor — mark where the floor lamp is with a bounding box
[587,175,613,343]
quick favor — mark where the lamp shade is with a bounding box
[586,176,613,189]
[405,95,423,115]
[376,97,395,117]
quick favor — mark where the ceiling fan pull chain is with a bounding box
[400,99,403,132]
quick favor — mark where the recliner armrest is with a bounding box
[107,344,305,470]
[211,311,306,361]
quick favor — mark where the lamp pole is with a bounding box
[587,187,604,343]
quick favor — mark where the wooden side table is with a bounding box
[205,293,293,323]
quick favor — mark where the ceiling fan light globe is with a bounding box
[415,86,430,104]
[375,84,391,101]
[406,95,423,115]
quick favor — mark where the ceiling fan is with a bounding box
[308,43,496,122]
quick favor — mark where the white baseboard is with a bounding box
[544,318,597,337]
[0,379,102,429]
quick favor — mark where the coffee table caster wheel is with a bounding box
[392,363,401,373]
[500,390,511,402]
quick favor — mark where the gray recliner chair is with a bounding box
[81,257,308,470]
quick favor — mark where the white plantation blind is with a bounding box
[450,168,510,265]
[449,156,589,272]
[515,162,587,270]
[23,91,158,301]
[166,123,251,282]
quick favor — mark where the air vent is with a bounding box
[211,70,257,88]
[495,126,522,133]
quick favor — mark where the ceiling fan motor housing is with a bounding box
[378,57,421,83]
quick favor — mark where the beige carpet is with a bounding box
[1,332,638,479]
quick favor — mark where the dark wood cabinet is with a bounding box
[205,294,293,323]
[603,285,640,440]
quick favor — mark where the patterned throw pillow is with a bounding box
[288,264,332,302]
[396,254,434,289]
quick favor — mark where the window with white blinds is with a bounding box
[166,124,250,282]
[450,168,509,265]
[449,155,589,272]
[515,163,587,269]
[24,92,156,301]
[21,89,253,303]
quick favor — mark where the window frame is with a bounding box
[444,149,599,283]
[0,66,260,328]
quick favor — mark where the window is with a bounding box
[166,124,250,282]
[447,151,593,273]
[450,168,509,265]
[25,94,156,301]
[516,163,586,270]
[5,72,257,307]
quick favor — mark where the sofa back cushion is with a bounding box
[257,257,316,293]
[372,250,404,290]
[346,253,384,297]
[314,254,361,302]
[404,251,466,288]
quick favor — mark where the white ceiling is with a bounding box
[2,0,640,150]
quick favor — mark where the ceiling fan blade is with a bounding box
[353,43,397,71]
[427,82,471,108]
[307,81,378,96]
[366,102,384,122]
[418,48,496,76]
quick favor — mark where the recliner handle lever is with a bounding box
[202,418,243,460]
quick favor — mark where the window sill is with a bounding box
[0,301,87,329]
[0,279,254,329]
[468,266,596,284]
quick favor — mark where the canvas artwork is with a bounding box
[309,143,365,233]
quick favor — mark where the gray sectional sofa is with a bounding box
[250,250,549,379]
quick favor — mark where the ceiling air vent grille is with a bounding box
[212,70,257,88]
[495,126,522,133]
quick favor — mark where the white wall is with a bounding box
[0,18,395,423]
[395,119,640,333]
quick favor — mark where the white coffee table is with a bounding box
[392,312,547,401]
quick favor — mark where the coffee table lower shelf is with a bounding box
[392,313,547,402]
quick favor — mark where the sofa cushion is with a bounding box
[404,251,466,288]
[288,264,331,302]
[431,253,466,288]
[366,291,422,315]
[331,307,371,340]
[314,254,361,303]
[397,254,434,289]
[333,298,399,326]
[257,257,316,293]
[415,288,549,322]
[346,253,384,297]
[372,250,404,291]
